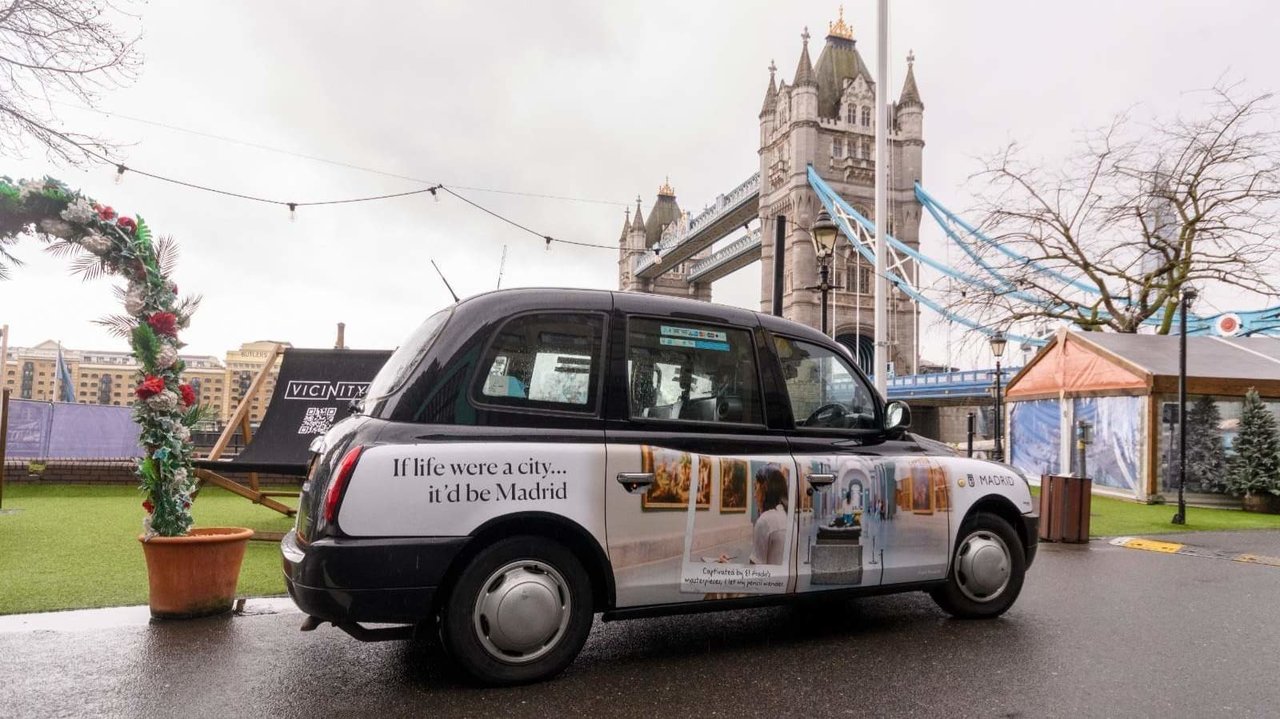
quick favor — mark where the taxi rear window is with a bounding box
[474,312,605,413]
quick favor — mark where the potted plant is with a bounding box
[1226,388,1280,514]
[1,176,253,617]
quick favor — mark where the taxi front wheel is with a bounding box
[440,535,593,685]
[930,512,1026,619]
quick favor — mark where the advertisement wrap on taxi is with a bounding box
[282,289,1038,685]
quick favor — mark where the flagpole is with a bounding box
[54,341,62,403]
[873,0,889,398]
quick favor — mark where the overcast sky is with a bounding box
[3,0,1276,370]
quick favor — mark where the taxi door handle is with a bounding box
[616,472,654,494]
[807,473,837,491]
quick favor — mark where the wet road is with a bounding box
[3,532,1280,718]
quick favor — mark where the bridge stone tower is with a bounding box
[616,180,713,301]
[758,12,923,373]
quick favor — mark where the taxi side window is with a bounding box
[477,313,603,412]
[626,317,763,425]
[774,336,879,430]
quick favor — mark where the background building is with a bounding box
[1,339,291,424]
[221,340,289,423]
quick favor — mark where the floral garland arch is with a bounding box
[0,176,204,537]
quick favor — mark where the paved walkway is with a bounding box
[3,532,1280,718]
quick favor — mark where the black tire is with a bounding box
[440,535,593,685]
[930,511,1026,619]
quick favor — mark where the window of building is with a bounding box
[846,106,855,124]
[626,317,762,425]
[476,313,604,412]
[860,106,871,127]
[847,265,872,293]
[774,336,878,430]
[833,138,844,158]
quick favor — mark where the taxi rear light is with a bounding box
[323,446,364,524]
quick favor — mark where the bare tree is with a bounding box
[949,82,1280,335]
[0,0,141,162]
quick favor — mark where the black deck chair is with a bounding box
[193,346,391,521]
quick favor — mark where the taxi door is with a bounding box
[602,301,797,608]
[769,332,951,592]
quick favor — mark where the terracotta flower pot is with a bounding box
[139,527,254,619]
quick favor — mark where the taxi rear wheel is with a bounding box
[930,512,1025,619]
[440,535,593,685]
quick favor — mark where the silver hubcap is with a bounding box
[472,560,571,664]
[954,530,1011,603]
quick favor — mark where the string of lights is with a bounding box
[99,151,631,254]
[29,120,663,258]
[8,110,627,254]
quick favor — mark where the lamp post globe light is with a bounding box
[989,329,1007,462]
[810,208,839,336]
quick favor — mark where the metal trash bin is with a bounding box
[1039,474,1091,543]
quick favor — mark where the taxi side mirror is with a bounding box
[884,401,912,437]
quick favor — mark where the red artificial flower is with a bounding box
[179,383,196,407]
[117,216,137,234]
[135,375,166,399]
[143,499,154,513]
[147,312,178,337]
[98,205,117,221]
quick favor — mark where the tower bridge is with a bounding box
[616,10,923,375]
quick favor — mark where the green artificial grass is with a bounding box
[1028,486,1280,537]
[1085,492,1280,537]
[0,483,296,615]
[2,483,1278,615]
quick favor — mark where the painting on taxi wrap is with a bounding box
[719,459,749,513]
[607,446,797,603]
[679,455,796,596]
[640,445,711,511]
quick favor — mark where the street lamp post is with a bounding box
[1173,286,1198,525]
[809,209,839,337]
[989,330,1008,462]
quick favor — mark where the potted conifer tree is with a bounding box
[1226,388,1280,513]
[1,176,254,617]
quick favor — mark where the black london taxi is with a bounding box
[282,288,1038,685]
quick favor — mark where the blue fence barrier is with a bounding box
[3,399,143,460]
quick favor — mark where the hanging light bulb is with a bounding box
[430,186,439,203]
[114,164,126,185]
[288,202,297,222]
[653,248,663,266]
[545,236,552,251]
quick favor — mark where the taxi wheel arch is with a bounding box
[432,512,615,623]
[963,496,1032,554]
[438,534,594,685]
[931,506,1026,619]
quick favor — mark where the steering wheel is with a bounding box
[803,402,848,428]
